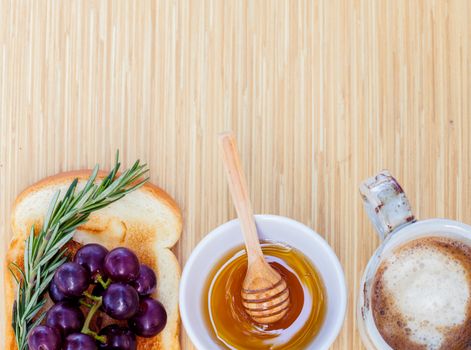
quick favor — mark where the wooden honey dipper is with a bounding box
[219,132,290,324]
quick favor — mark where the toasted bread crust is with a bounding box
[12,170,183,240]
[5,170,182,350]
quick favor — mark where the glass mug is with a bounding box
[356,170,471,349]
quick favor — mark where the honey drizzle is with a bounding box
[204,242,326,349]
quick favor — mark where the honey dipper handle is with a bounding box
[219,131,264,264]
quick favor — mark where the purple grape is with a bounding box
[27,325,61,350]
[46,302,85,338]
[98,325,136,350]
[102,283,139,320]
[128,298,167,337]
[54,262,90,297]
[63,333,97,350]
[130,264,157,296]
[74,243,109,280]
[104,247,140,282]
[49,280,74,303]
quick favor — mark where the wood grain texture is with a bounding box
[1,1,470,349]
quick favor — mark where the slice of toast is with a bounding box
[5,170,182,349]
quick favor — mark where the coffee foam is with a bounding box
[372,237,471,350]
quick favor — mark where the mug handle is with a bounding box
[359,171,416,241]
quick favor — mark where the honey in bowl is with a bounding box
[204,241,326,349]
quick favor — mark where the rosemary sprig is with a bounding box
[9,152,149,350]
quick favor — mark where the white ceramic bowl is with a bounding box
[179,215,347,349]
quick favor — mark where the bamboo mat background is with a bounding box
[1,1,470,349]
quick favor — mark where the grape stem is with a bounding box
[81,295,106,343]
[79,299,93,308]
[96,274,111,289]
[83,291,102,302]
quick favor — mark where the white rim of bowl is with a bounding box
[179,214,347,350]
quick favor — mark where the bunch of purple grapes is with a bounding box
[28,244,167,350]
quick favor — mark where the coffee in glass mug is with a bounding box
[357,171,471,350]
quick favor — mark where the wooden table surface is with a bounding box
[1,1,470,349]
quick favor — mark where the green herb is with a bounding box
[9,152,149,350]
